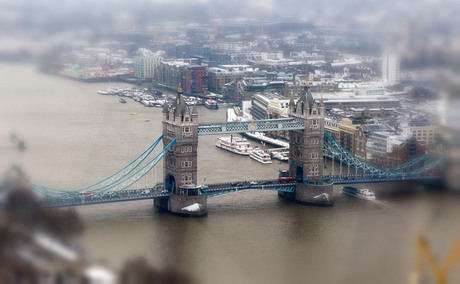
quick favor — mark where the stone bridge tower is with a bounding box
[279,83,333,205]
[155,85,207,216]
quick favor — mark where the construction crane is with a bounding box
[411,235,460,284]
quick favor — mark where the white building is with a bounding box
[400,120,438,145]
[366,131,402,160]
[267,98,291,118]
[133,49,163,79]
[382,53,400,85]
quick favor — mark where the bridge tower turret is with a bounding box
[281,83,333,205]
[155,84,207,216]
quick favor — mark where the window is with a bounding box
[181,173,193,184]
[181,146,193,153]
[295,149,301,158]
[182,127,192,137]
[181,160,192,168]
[310,119,319,129]
[308,165,319,176]
[295,134,302,143]
[309,152,319,159]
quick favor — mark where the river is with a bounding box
[0,62,458,283]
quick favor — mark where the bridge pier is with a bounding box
[154,193,207,217]
[294,183,334,206]
[278,183,333,206]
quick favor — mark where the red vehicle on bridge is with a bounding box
[278,169,295,183]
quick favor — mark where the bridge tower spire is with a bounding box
[280,82,333,205]
[155,84,207,216]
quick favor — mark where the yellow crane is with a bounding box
[412,235,460,284]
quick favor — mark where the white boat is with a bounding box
[204,99,218,109]
[249,147,272,164]
[97,88,118,95]
[341,186,376,200]
[271,151,288,162]
[97,90,110,95]
[216,136,253,155]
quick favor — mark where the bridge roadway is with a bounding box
[205,180,295,197]
[44,174,442,208]
[44,180,295,208]
[324,173,442,184]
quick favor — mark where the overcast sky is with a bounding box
[1,0,456,27]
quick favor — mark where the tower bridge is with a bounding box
[154,82,334,216]
[32,84,444,216]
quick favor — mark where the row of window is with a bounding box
[309,152,319,159]
[181,161,193,168]
[182,126,192,137]
[181,146,193,153]
[181,173,193,183]
[412,129,435,133]
[309,120,319,130]
[293,135,321,145]
[294,150,320,160]
[308,165,319,176]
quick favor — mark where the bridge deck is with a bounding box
[43,174,442,208]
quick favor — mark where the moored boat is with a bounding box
[271,151,288,162]
[97,88,118,95]
[216,136,253,155]
[97,90,110,95]
[204,99,218,109]
[249,147,272,164]
[341,186,376,200]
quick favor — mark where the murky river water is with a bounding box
[0,62,458,283]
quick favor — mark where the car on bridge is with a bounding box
[199,184,209,190]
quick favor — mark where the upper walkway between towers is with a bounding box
[197,118,305,135]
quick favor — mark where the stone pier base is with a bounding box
[279,182,334,206]
[277,191,295,199]
[154,193,208,217]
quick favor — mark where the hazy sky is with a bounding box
[1,0,456,27]
[0,0,457,55]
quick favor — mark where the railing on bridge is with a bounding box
[45,187,169,208]
[42,181,297,207]
[324,173,442,185]
[205,180,295,197]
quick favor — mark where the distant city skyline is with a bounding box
[1,0,456,27]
